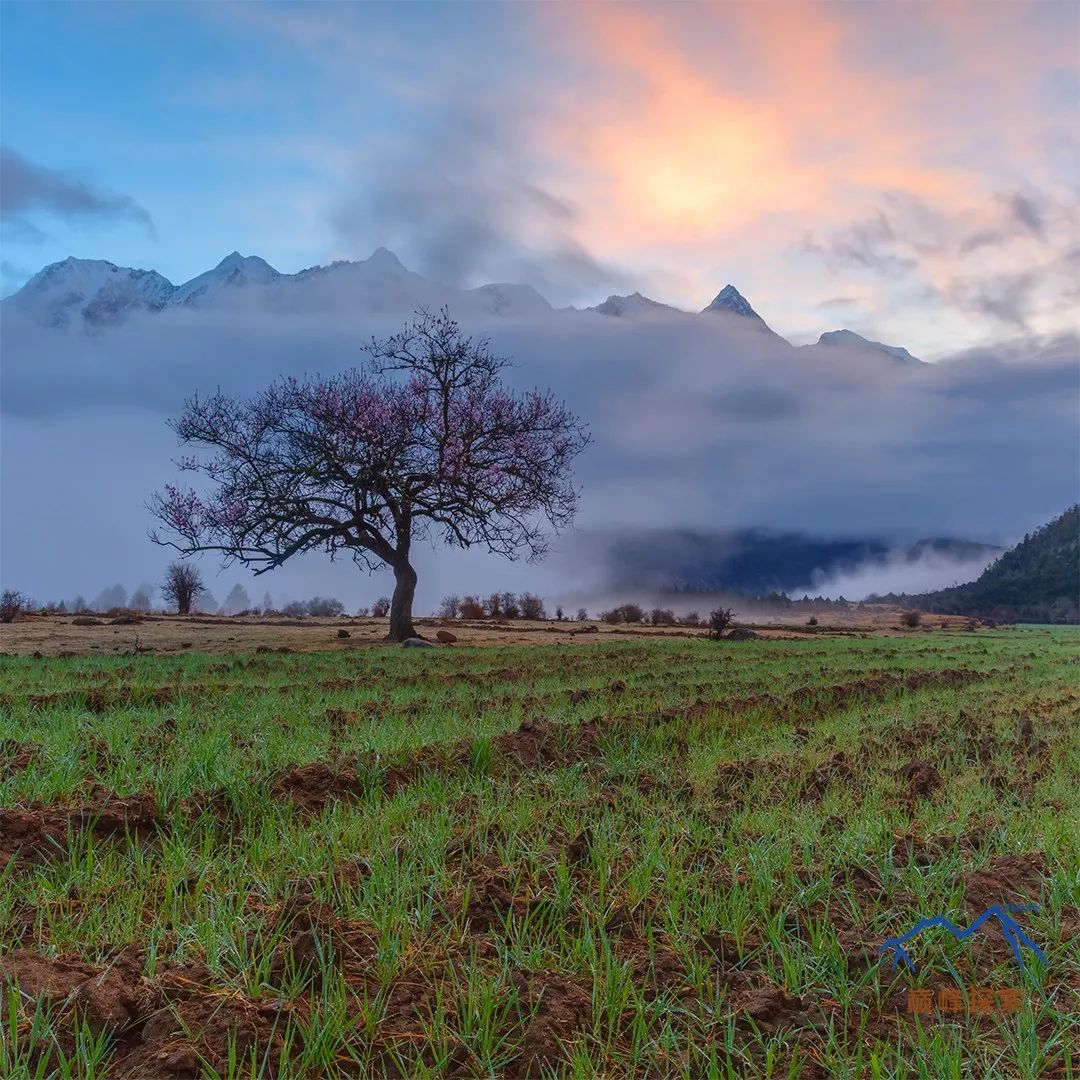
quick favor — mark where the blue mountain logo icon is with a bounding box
[877,904,1045,973]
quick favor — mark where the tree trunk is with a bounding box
[387,560,418,642]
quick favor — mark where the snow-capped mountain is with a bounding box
[3,248,923,365]
[10,257,175,329]
[469,283,552,317]
[172,251,280,306]
[587,292,680,318]
[807,329,922,364]
[700,284,786,339]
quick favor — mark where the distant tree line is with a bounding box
[439,592,548,621]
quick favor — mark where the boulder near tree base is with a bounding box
[150,310,590,641]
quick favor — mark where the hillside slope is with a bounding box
[917,506,1079,622]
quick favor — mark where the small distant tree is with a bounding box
[576,607,587,622]
[222,583,252,615]
[0,589,30,623]
[193,589,218,614]
[708,606,736,638]
[307,596,345,617]
[130,584,154,611]
[500,591,520,619]
[555,606,564,621]
[901,609,922,628]
[519,592,546,620]
[371,596,391,618]
[261,590,274,613]
[486,593,503,618]
[459,596,485,619]
[807,616,818,626]
[650,607,676,626]
[618,602,643,624]
[149,310,590,641]
[679,611,702,627]
[161,561,205,615]
[356,606,371,617]
[439,595,461,619]
[72,595,88,614]
[93,584,128,613]
[282,600,308,617]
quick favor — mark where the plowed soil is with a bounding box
[1,628,1076,1077]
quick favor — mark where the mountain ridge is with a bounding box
[5,248,919,362]
[907,505,1079,623]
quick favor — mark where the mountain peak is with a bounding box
[215,251,245,269]
[365,246,406,271]
[700,283,788,341]
[702,284,758,318]
[817,329,921,364]
[589,292,679,317]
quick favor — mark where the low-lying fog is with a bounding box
[2,301,1076,611]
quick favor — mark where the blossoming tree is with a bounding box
[150,310,590,641]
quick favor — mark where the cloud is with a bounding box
[2,299,1076,609]
[799,547,999,601]
[331,103,626,304]
[1008,192,1045,238]
[948,269,1040,330]
[0,146,153,234]
[801,211,918,276]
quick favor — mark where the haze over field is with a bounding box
[1,2,1077,610]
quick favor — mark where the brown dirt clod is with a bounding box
[512,974,592,1078]
[899,757,942,799]
[0,788,160,870]
[269,762,365,812]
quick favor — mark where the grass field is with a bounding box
[1,629,1077,1078]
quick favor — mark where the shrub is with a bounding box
[371,597,391,618]
[708,606,737,638]
[598,602,644,624]
[650,607,677,626]
[519,592,546,620]
[485,593,503,618]
[0,589,30,623]
[307,596,345,618]
[439,595,461,619]
[282,601,308,618]
[356,606,371,618]
[901,609,922,628]
[807,616,818,626]
[555,606,564,621]
[576,607,588,622]
[500,592,520,619]
[459,596,485,619]
[679,611,702,627]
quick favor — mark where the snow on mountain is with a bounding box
[3,250,922,367]
[470,283,552,316]
[8,257,176,329]
[700,284,786,341]
[282,247,462,315]
[811,329,922,364]
[588,292,680,318]
[172,251,280,306]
